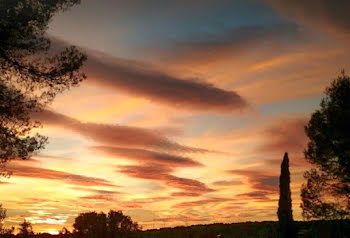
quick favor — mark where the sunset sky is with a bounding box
[2,0,350,234]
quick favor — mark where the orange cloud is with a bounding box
[85,54,247,112]
[261,0,350,38]
[229,170,279,195]
[71,186,123,202]
[256,117,310,168]
[170,192,204,197]
[236,191,276,201]
[119,164,214,195]
[33,109,208,153]
[172,197,232,208]
[51,38,247,112]
[212,180,242,186]
[257,117,308,154]
[91,146,202,167]
[7,163,115,187]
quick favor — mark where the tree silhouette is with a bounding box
[18,220,34,238]
[301,71,350,220]
[0,205,14,237]
[0,0,86,173]
[59,227,71,235]
[73,210,139,238]
[73,212,107,238]
[107,210,139,237]
[0,204,5,233]
[277,152,296,238]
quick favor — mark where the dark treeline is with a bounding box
[1,220,349,238]
[0,210,139,238]
[134,220,350,238]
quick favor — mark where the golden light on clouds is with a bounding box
[2,0,350,233]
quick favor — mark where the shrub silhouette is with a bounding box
[18,220,34,238]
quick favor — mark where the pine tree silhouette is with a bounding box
[277,152,296,238]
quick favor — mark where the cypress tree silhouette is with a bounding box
[277,152,296,238]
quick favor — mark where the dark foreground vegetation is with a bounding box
[135,220,350,238]
[0,220,349,238]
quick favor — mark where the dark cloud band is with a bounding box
[33,109,208,153]
[7,163,115,187]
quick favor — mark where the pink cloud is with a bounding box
[119,164,214,195]
[7,163,116,187]
[91,146,202,167]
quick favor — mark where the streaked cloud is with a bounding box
[7,163,115,187]
[33,109,207,153]
[256,117,310,168]
[84,53,248,112]
[119,164,214,195]
[79,195,116,202]
[261,0,350,38]
[172,197,231,208]
[91,146,202,167]
[257,117,308,154]
[121,197,173,209]
[212,180,242,186]
[229,170,279,194]
[156,24,306,65]
[236,191,275,201]
[51,37,248,113]
[171,192,204,197]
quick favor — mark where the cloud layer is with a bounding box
[84,53,247,112]
[258,117,308,154]
[119,164,213,196]
[158,23,306,64]
[33,110,207,152]
[51,37,248,112]
[7,163,115,187]
[172,197,231,208]
[262,0,350,38]
[229,169,279,201]
[91,146,202,167]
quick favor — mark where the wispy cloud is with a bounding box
[212,179,242,186]
[157,24,306,64]
[236,191,275,201]
[257,117,308,154]
[170,192,204,197]
[7,163,116,187]
[84,53,247,112]
[256,117,310,168]
[33,109,208,153]
[51,38,248,112]
[91,146,202,167]
[118,164,214,195]
[261,0,350,38]
[229,169,279,200]
[172,197,231,208]
[71,186,122,194]
[120,197,172,208]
